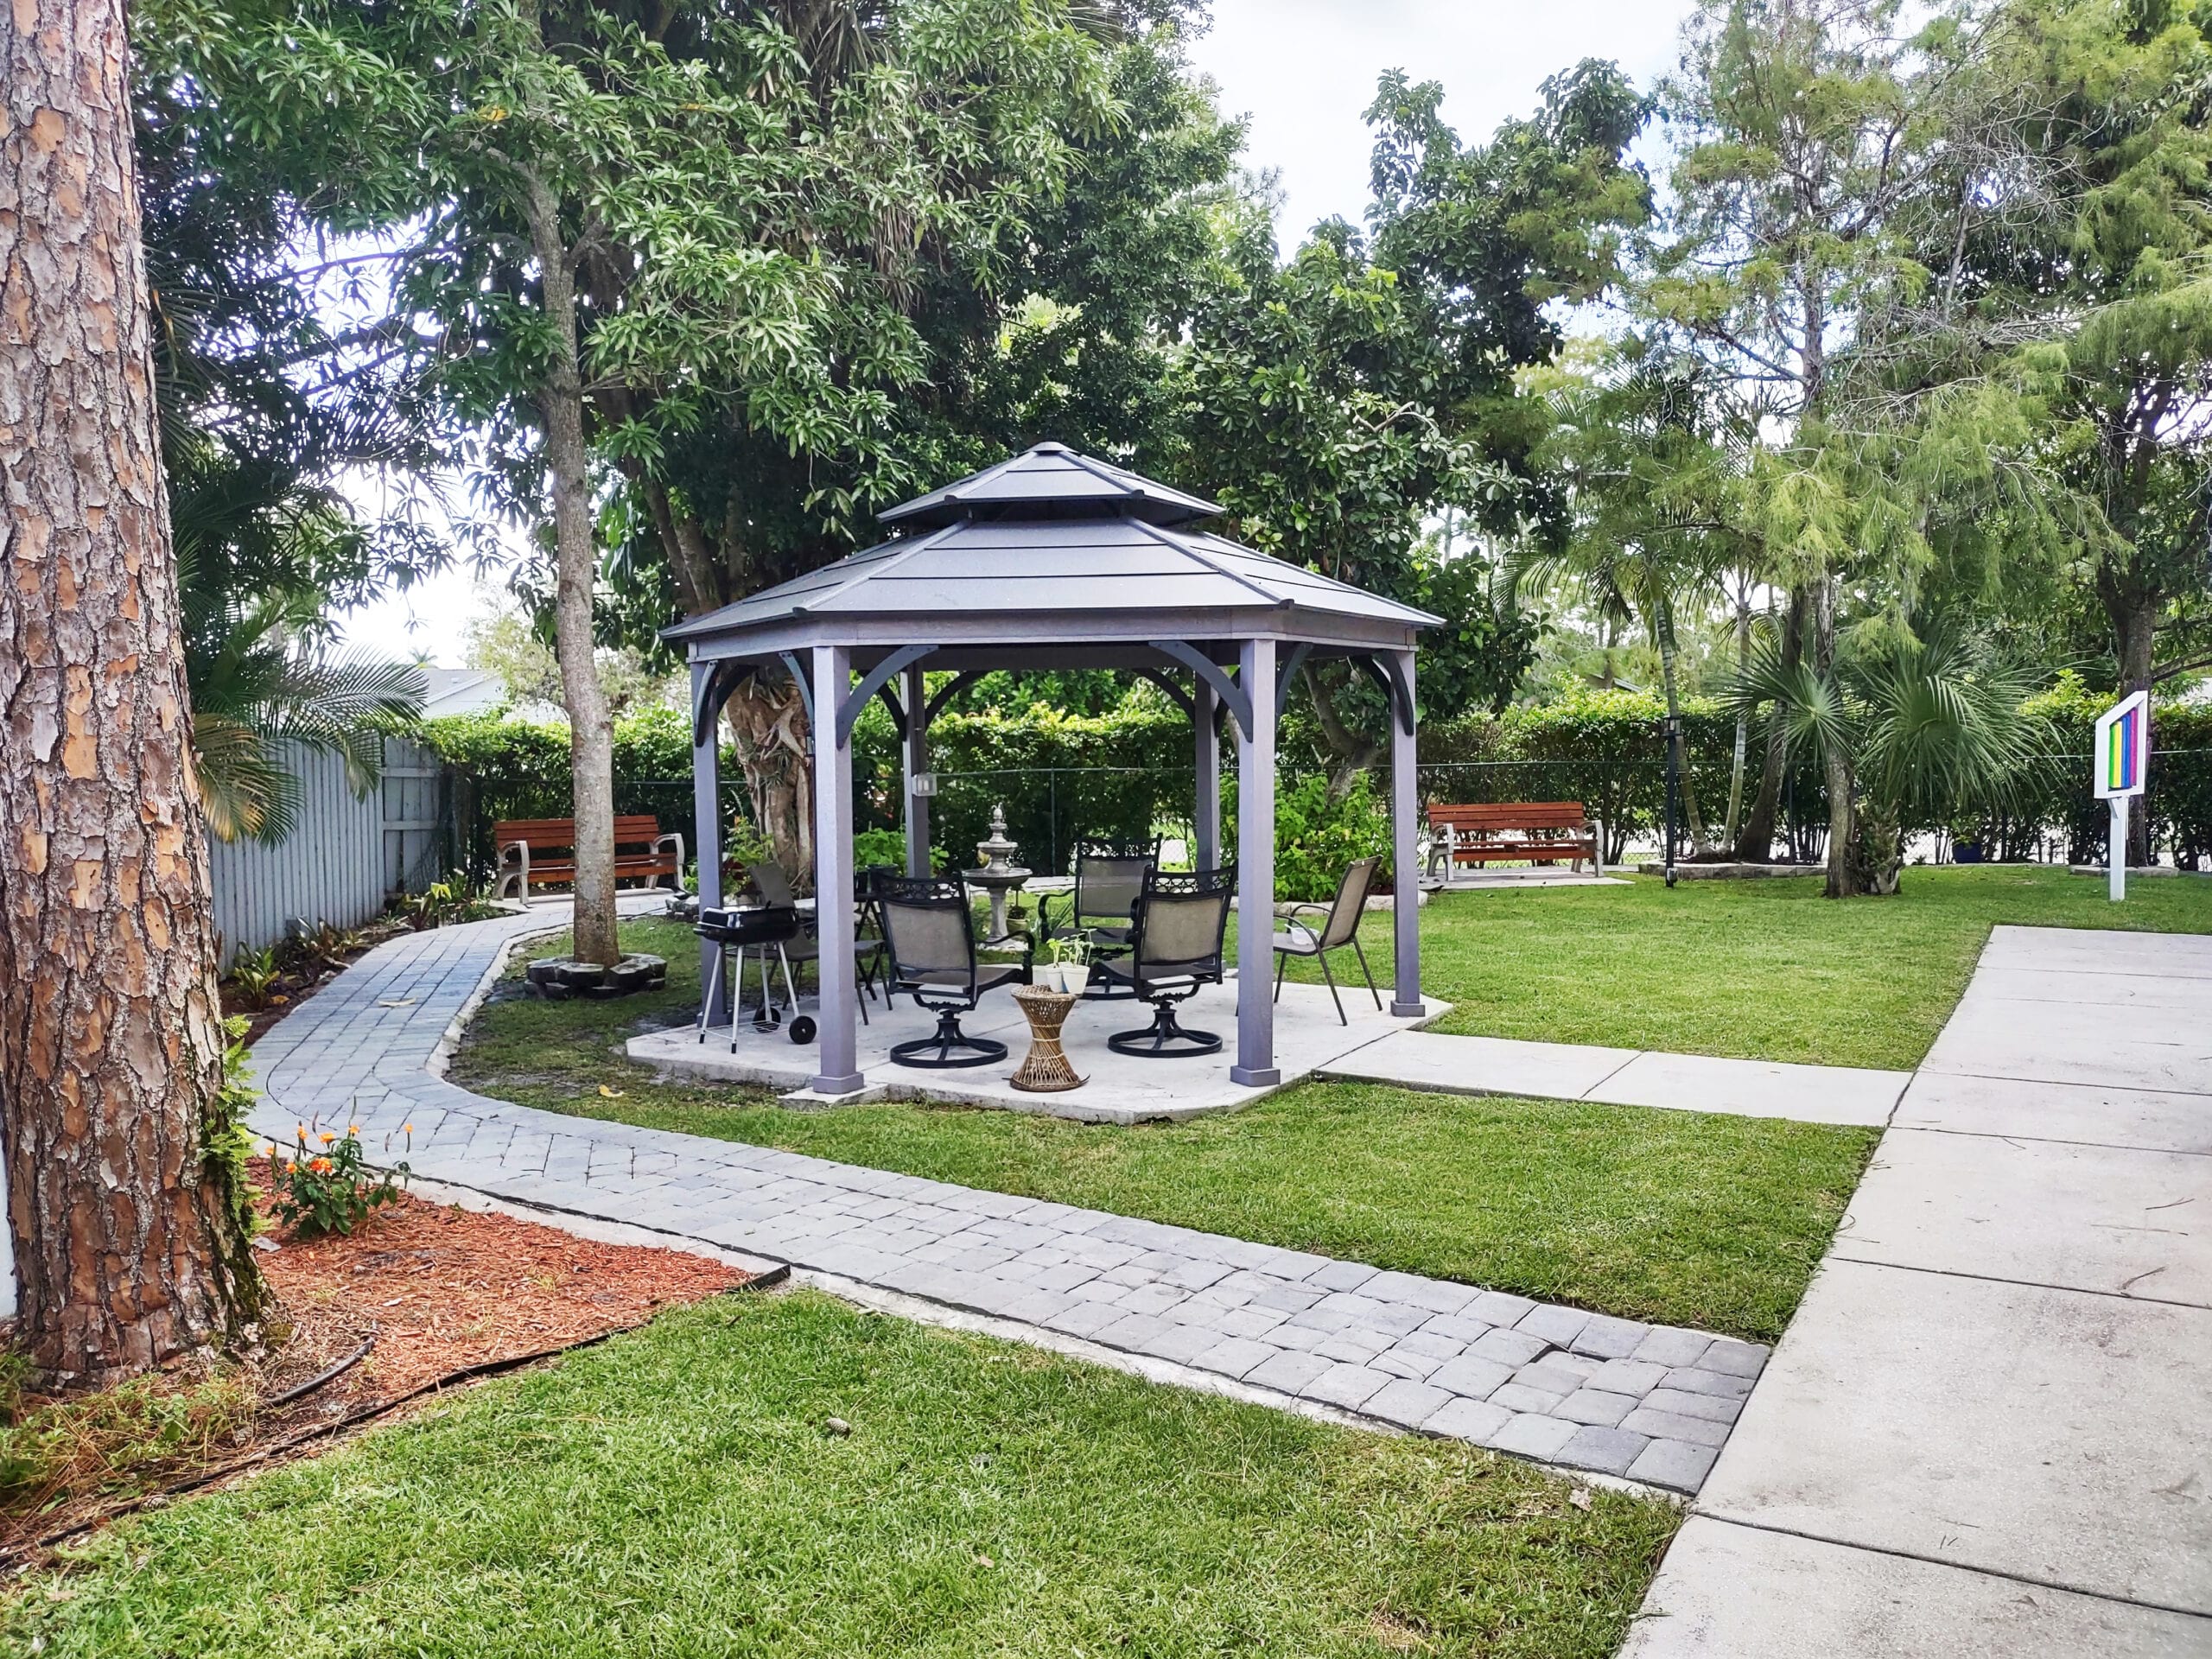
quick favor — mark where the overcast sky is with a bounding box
[335,0,1700,666]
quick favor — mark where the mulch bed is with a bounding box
[1,1195,766,1569]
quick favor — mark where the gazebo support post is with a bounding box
[691,663,728,1024]
[810,644,864,1095]
[1232,638,1281,1086]
[1389,647,1423,1017]
[902,661,930,877]
[1193,677,1219,871]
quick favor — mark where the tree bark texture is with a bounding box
[521,180,620,968]
[1813,576,1860,897]
[0,0,265,1382]
[1735,588,1804,862]
[644,483,818,886]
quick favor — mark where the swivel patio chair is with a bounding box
[1096,865,1236,1058]
[877,874,1029,1068]
[1271,855,1382,1025]
[1039,837,1159,996]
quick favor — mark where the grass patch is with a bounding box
[454,918,1871,1341]
[1293,864,2212,1069]
[8,1293,1678,1658]
[0,1354,254,1522]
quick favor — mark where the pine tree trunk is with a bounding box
[521,178,620,968]
[1813,577,1859,898]
[1723,596,1751,847]
[1735,588,1804,861]
[0,0,266,1383]
[1656,623,1710,855]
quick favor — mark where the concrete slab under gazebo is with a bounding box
[663,442,1438,1100]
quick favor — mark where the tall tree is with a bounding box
[1176,61,1648,779]
[1,0,265,1382]
[1648,0,1989,892]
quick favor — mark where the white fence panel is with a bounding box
[207,737,440,968]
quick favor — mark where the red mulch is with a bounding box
[1,1194,760,1567]
[256,1193,753,1400]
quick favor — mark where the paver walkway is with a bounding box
[247,903,1765,1495]
[1321,1029,1908,1126]
[1624,925,2212,1656]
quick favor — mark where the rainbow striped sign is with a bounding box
[2094,691,2148,800]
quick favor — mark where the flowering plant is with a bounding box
[268,1119,410,1238]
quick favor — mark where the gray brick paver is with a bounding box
[245,905,1764,1496]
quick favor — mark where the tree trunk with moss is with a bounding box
[0,0,266,1382]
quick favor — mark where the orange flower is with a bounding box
[308,1157,333,1174]
[347,1122,360,1135]
[318,1131,337,1144]
[402,1123,415,1135]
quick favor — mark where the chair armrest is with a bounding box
[1037,890,1069,938]
[1273,916,1322,950]
[654,832,685,888]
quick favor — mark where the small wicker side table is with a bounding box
[1008,985,1085,1093]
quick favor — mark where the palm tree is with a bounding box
[185,582,426,845]
[1729,621,2053,894]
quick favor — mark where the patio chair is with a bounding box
[877,874,1029,1068]
[1272,855,1382,1026]
[745,860,885,1025]
[1096,865,1236,1058]
[1039,837,1160,996]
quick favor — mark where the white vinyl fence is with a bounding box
[207,736,446,968]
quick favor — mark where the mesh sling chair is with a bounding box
[1271,855,1382,1026]
[747,860,887,1023]
[877,874,1030,1067]
[1096,866,1236,1058]
[1039,838,1160,996]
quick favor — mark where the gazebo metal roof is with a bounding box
[662,442,1440,669]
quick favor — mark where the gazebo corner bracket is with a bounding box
[1276,643,1313,722]
[836,644,938,747]
[1151,640,1252,740]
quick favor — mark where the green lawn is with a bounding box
[9,1293,1678,1658]
[454,917,1874,1342]
[1287,863,2212,1069]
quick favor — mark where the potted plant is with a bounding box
[1041,935,1090,996]
[1947,815,1989,865]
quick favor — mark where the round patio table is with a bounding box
[1008,985,1085,1093]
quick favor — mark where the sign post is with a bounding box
[2093,690,2149,902]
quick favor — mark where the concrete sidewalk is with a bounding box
[1319,1028,1910,1127]
[1623,925,2212,1656]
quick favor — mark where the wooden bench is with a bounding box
[1427,803,1601,879]
[492,815,685,902]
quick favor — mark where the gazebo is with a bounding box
[665,443,1436,1097]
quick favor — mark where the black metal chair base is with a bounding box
[1106,1004,1222,1058]
[890,1007,1007,1069]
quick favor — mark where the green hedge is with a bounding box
[1421,690,1828,861]
[415,682,2212,880]
[2013,679,2212,867]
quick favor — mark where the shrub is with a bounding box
[1225,771,1392,901]
[268,1122,410,1238]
